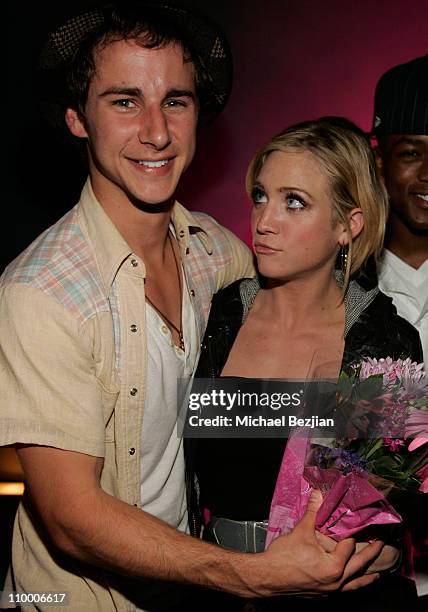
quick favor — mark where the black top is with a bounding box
[196,434,286,520]
[187,277,423,531]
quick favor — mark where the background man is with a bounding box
[373,54,428,603]
[373,54,428,369]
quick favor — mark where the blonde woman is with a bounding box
[187,117,423,611]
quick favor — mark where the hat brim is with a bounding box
[38,1,233,125]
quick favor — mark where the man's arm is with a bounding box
[17,445,383,597]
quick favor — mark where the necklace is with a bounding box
[145,231,185,352]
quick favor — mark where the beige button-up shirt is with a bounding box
[0,180,254,611]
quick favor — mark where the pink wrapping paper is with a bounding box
[266,431,402,548]
[305,467,402,537]
[265,434,312,546]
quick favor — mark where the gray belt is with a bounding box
[205,517,268,553]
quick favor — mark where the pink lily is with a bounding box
[405,410,428,452]
[416,464,428,493]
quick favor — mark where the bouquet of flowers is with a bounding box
[266,357,428,547]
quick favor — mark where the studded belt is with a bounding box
[204,516,268,553]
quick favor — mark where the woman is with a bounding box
[186,118,423,610]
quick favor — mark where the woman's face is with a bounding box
[251,149,346,282]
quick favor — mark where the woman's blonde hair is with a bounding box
[246,117,388,289]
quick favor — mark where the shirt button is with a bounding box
[179,230,185,238]
[190,289,195,297]
[161,325,168,334]
[130,259,138,267]
[130,388,138,396]
[129,448,136,455]
[130,324,138,333]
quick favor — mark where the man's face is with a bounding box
[66,39,198,207]
[377,135,428,232]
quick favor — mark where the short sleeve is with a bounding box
[213,224,255,291]
[0,283,106,457]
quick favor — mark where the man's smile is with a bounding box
[136,159,170,168]
[413,193,428,202]
[126,156,176,175]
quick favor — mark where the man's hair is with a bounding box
[67,6,201,115]
[246,117,389,288]
[37,2,232,131]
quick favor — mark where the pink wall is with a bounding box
[177,0,428,245]
[3,0,428,271]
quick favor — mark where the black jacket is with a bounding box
[186,278,423,539]
[195,277,423,378]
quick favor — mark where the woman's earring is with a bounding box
[339,244,348,277]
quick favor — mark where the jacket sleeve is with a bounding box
[344,291,424,368]
[195,280,245,378]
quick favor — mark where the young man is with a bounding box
[0,3,384,610]
[373,54,428,368]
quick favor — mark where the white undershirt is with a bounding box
[140,274,198,530]
[378,249,428,369]
[135,259,198,611]
[379,249,428,596]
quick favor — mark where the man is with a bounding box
[0,3,384,610]
[373,54,428,604]
[373,54,428,368]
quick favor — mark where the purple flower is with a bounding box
[384,438,405,452]
[329,448,368,475]
[358,357,425,387]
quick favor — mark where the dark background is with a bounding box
[4,0,428,272]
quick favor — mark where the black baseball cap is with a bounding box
[371,54,428,136]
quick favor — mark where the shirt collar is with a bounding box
[380,248,428,281]
[77,178,213,291]
[170,201,214,255]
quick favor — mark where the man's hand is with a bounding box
[17,446,384,599]
[246,490,384,597]
[355,542,400,573]
[316,529,400,573]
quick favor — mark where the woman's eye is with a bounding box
[286,194,305,210]
[251,187,267,204]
